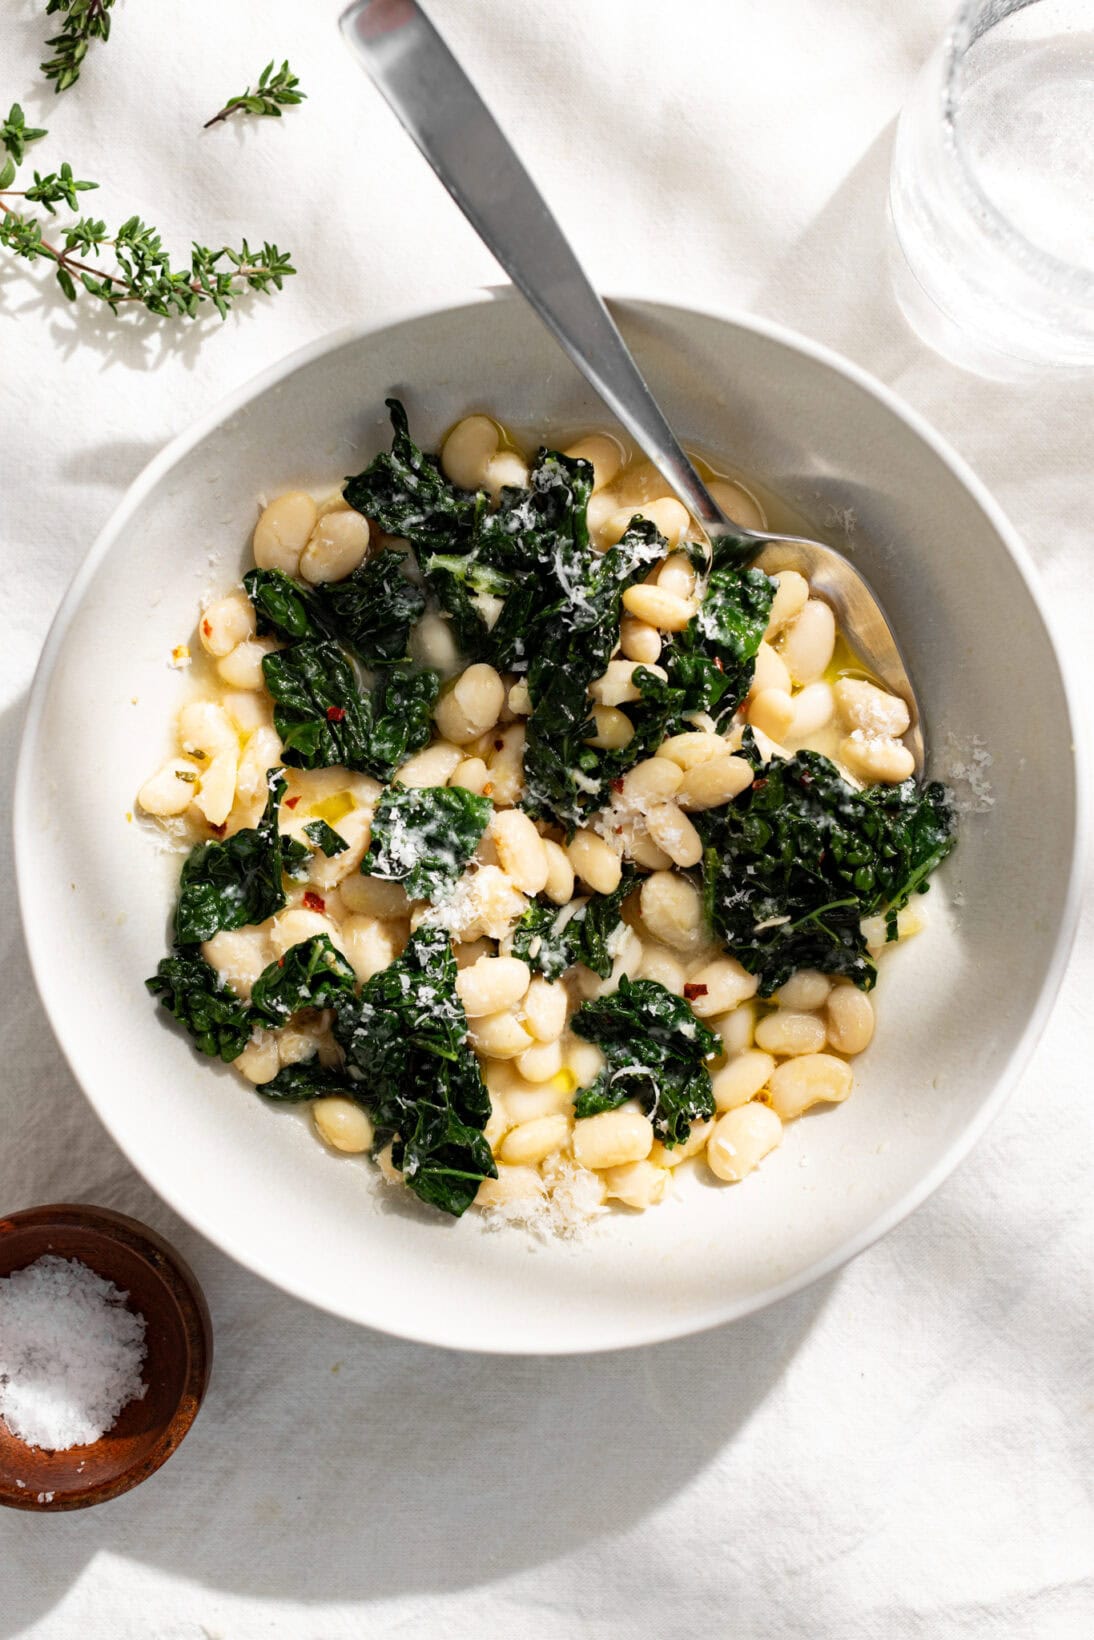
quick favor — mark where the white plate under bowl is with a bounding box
[15,294,1084,1353]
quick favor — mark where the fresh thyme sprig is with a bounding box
[204,60,306,128]
[41,0,116,94]
[0,107,295,318]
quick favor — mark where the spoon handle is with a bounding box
[340,0,726,533]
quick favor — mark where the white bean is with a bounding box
[564,434,624,490]
[395,741,463,788]
[748,688,795,743]
[485,723,526,806]
[201,927,271,1002]
[649,1118,714,1168]
[677,755,753,811]
[619,616,661,665]
[627,833,674,871]
[451,755,490,794]
[505,1080,574,1123]
[339,874,410,920]
[708,477,765,531]
[522,976,568,1043]
[410,611,462,677]
[236,1029,281,1084]
[826,985,875,1055]
[434,663,507,744]
[177,700,238,827]
[516,1038,564,1083]
[601,1159,669,1209]
[590,658,667,707]
[299,510,370,584]
[137,757,204,817]
[216,635,278,691]
[499,1113,572,1166]
[834,677,911,738]
[645,802,703,869]
[542,839,575,906]
[621,756,683,805]
[658,731,727,770]
[456,955,531,1018]
[341,916,402,983]
[768,1053,853,1118]
[199,591,256,657]
[564,1037,606,1086]
[714,1001,755,1056]
[567,830,623,895]
[778,598,836,685]
[683,956,758,1017]
[754,1010,828,1056]
[603,497,690,549]
[838,732,915,785]
[475,1165,546,1209]
[491,809,549,895]
[572,1106,654,1170]
[774,969,832,1010]
[441,415,499,490]
[506,679,532,717]
[707,1104,783,1181]
[312,1097,373,1154]
[786,681,836,744]
[639,871,704,952]
[221,690,274,735]
[253,491,318,576]
[711,1050,775,1113]
[622,583,695,631]
[585,706,634,750]
[485,449,530,495]
[270,907,343,958]
[636,943,686,994]
[469,1009,535,1059]
[750,641,792,697]
[764,570,810,637]
[657,552,698,600]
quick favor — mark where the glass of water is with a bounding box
[889,0,1094,378]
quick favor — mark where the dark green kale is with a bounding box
[145,950,253,1062]
[333,924,495,1217]
[256,1060,361,1102]
[174,769,300,944]
[315,550,426,665]
[262,640,375,771]
[250,935,357,1026]
[365,785,492,902]
[699,732,956,994]
[244,567,324,643]
[659,539,776,728]
[366,663,440,777]
[303,818,348,857]
[344,398,478,549]
[510,869,638,981]
[572,976,719,1147]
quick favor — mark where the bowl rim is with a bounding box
[0,1203,212,1509]
[13,288,1089,1353]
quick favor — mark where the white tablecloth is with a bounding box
[2,2,1092,1634]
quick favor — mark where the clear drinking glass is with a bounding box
[889,0,1094,378]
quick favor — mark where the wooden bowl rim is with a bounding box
[0,1203,213,1511]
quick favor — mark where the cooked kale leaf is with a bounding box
[174,769,298,944]
[145,949,253,1062]
[699,732,956,993]
[333,924,495,1217]
[366,663,440,778]
[303,818,348,856]
[510,869,638,981]
[344,398,478,548]
[659,542,776,729]
[572,976,718,1147]
[244,567,324,643]
[262,640,375,771]
[315,550,426,665]
[256,1060,361,1102]
[250,935,357,1026]
[365,785,492,902]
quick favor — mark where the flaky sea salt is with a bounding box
[0,1255,148,1451]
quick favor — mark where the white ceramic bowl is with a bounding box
[15,293,1084,1353]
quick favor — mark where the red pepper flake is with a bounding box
[493,738,504,751]
[302,891,326,913]
[202,619,212,637]
[326,705,346,722]
[210,822,226,836]
[277,957,285,969]
[714,656,724,673]
[684,982,709,1000]
[752,778,768,791]
[285,795,301,809]
[610,777,625,793]
[482,782,495,796]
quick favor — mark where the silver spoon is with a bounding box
[340,0,925,774]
